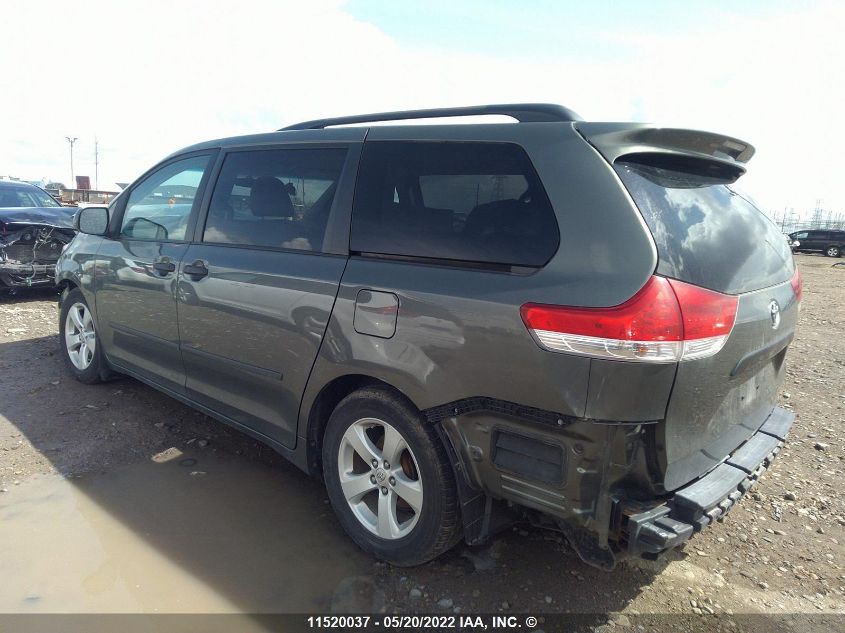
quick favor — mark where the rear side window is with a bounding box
[351,142,559,267]
[615,157,793,294]
[203,148,347,253]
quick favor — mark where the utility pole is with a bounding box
[94,137,99,190]
[490,175,505,201]
[811,198,822,228]
[65,136,78,188]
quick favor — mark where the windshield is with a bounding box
[0,184,62,208]
[615,159,794,294]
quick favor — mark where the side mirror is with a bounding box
[74,205,109,235]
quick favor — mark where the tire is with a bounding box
[59,287,107,384]
[322,387,461,566]
[825,245,841,258]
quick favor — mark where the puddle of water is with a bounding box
[0,451,376,613]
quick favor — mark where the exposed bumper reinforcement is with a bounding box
[625,406,794,557]
[0,262,57,287]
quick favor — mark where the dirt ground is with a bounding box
[0,253,843,631]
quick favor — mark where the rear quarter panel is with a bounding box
[298,123,659,439]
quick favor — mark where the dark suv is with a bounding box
[789,229,844,257]
[56,104,800,569]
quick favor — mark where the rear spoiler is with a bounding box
[574,122,755,175]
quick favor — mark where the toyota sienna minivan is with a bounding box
[56,104,800,569]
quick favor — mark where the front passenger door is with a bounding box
[96,153,214,393]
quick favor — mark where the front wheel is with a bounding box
[826,245,841,257]
[59,288,107,384]
[322,387,461,566]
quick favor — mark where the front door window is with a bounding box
[121,155,211,241]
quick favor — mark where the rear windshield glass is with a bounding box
[351,141,559,268]
[615,159,793,294]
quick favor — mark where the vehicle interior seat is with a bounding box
[463,197,559,264]
[205,177,313,249]
[250,176,295,219]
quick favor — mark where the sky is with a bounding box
[1,0,843,218]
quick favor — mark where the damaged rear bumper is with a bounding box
[440,402,794,570]
[621,406,794,558]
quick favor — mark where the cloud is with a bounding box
[1,0,843,216]
[598,1,845,214]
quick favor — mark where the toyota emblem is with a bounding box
[769,300,781,330]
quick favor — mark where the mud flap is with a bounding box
[432,424,488,544]
[433,424,520,545]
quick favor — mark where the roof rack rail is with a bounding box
[280,103,580,131]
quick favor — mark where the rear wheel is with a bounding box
[59,288,106,384]
[322,387,461,566]
[826,245,841,257]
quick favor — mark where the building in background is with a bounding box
[44,182,119,206]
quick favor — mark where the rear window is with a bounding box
[615,157,794,294]
[351,141,559,268]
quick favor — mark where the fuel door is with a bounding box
[354,289,398,338]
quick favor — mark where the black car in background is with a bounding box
[789,229,845,257]
[0,180,76,292]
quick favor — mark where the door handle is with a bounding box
[153,260,176,274]
[183,261,209,279]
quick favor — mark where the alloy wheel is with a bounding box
[65,302,96,370]
[337,417,423,540]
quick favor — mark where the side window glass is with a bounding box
[350,142,559,267]
[203,148,347,252]
[121,155,210,241]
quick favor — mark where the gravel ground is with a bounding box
[0,253,842,630]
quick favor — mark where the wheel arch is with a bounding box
[56,276,79,295]
[56,276,102,327]
[301,373,427,476]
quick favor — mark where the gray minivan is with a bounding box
[56,104,800,569]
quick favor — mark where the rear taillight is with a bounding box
[790,267,802,304]
[667,278,740,360]
[520,276,738,363]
